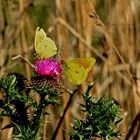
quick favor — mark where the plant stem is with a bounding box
[51,89,77,140]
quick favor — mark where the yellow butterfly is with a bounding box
[35,27,57,59]
[62,57,96,85]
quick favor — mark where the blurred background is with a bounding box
[0,0,140,139]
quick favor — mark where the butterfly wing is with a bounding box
[63,62,88,85]
[35,27,57,59]
[68,57,96,72]
[63,57,96,85]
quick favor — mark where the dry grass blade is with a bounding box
[0,0,140,139]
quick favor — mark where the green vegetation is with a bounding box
[68,84,122,140]
[0,73,60,139]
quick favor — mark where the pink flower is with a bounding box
[34,59,62,79]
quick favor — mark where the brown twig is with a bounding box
[12,54,34,68]
[51,89,78,140]
[56,17,106,61]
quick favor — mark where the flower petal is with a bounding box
[34,59,62,79]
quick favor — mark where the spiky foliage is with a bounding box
[68,84,122,140]
[0,73,60,140]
